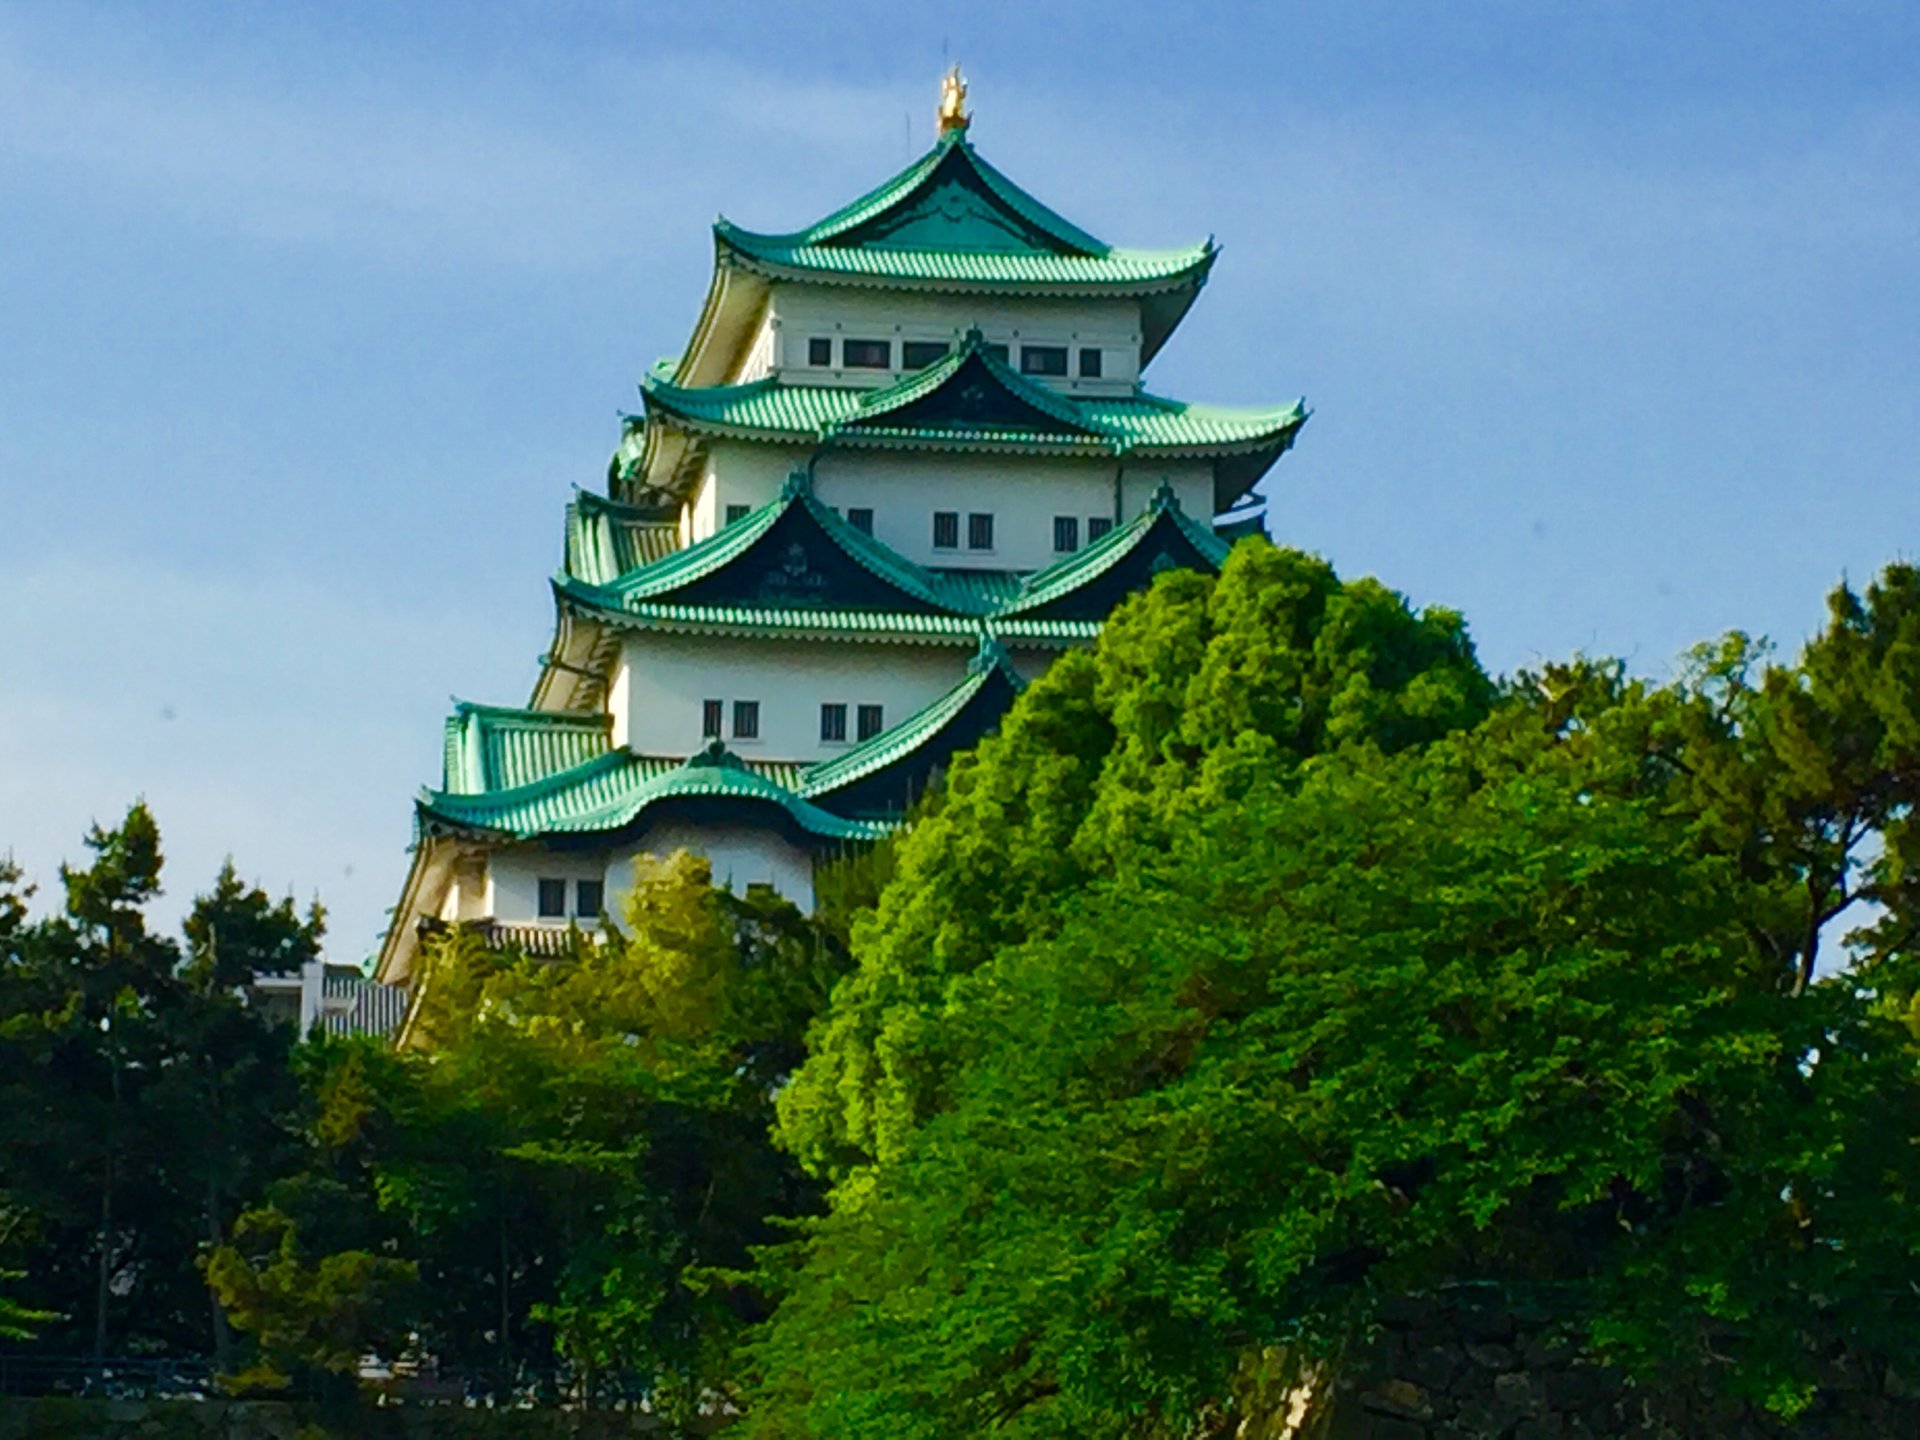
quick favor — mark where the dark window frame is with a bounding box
[932,511,960,550]
[575,879,605,918]
[807,337,833,366]
[847,507,874,535]
[820,702,848,743]
[701,699,724,738]
[901,340,949,369]
[1020,344,1069,377]
[732,700,760,741]
[1078,347,1103,379]
[1087,516,1115,542]
[1053,515,1080,553]
[967,512,995,551]
[857,704,885,741]
[725,503,751,526]
[537,878,568,919]
[842,338,891,369]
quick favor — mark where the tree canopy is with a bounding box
[745,549,1920,1436]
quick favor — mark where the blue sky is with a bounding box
[3,1,1917,961]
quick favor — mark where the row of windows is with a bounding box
[1053,515,1116,552]
[719,503,1113,553]
[536,877,604,920]
[804,336,1104,379]
[701,700,886,744]
[932,510,993,551]
[820,703,886,743]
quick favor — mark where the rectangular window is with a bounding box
[1053,516,1079,553]
[1020,345,1068,377]
[901,340,949,369]
[932,511,959,550]
[575,879,604,918]
[983,343,1010,365]
[968,512,995,551]
[701,699,724,738]
[537,878,567,919]
[857,704,885,741]
[1087,516,1115,542]
[847,507,874,535]
[1078,347,1103,378]
[820,702,847,743]
[725,503,751,525]
[807,337,833,366]
[843,338,891,369]
[732,700,759,740]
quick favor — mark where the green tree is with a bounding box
[0,810,321,1362]
[746,554,1920,1435]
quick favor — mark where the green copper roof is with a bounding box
[714,132,1214,295]
[1001,482,1232,619]
[442,703,611,795]
[578,468,974,613]
[556,473,1227,643]
[798,636,1024,805]
[639,337,1306,458]
[418,743,888,845]
[565,490,681,587]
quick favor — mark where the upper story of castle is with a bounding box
[669,68,1217,399]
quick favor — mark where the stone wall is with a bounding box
[0,1399,713,1440]
[1318,1290,1920,1439]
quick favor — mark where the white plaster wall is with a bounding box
[686,442,808,543]
[486,848,611,922]
[767,284,1142,394]
[608,825,815,912]
[607,654,634,748]
[615,632,967,762]
[804,453,1212,574]
[1119,461,1213,521]
[732,316,776,382]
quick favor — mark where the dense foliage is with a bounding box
[745,549,1920,1435]
[3,542,1918,1436]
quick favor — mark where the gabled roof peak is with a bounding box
[687,739,749,771]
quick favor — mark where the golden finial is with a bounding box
[937,64,970,136]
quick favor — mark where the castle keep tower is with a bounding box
[376,74,1307,986]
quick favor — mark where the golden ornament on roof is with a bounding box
[938,64,970,135]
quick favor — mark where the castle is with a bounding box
[375,71,1305,987]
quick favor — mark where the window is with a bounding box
[1053,516,1080,553]
[732,700,759,740]
[807,337,833,366]
[537,878,567,919]
[701,699,724,738]
[576,879,604,917]
[932,511,960,550]
[1087,516,1115,542]
[983,343,1010,365]
[1020,345,1068,377]
[843,338,890,369]
[1078,347,1103,379]
[725,503,751,525]
[968,512,995,551]
[857,704,885,741]
[902,340,949,369]
[847,507,874,535]
[820,702,848,743]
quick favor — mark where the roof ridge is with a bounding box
[420,743,888,843]
[994,487,1228,618]
[715,132,1114,258]
[828,330,1109,442]
[450,699,609,727]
